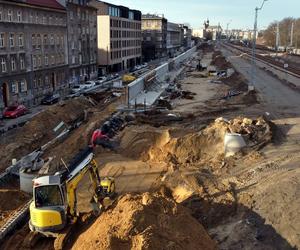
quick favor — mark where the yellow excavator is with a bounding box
[28,147,115,249]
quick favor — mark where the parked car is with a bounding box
[134,65,142,70]
[80,81,96,90]
[3,105,28,118]
[71,85,84,94]
[141,62,148,68]
[41,93,60,105]
[97,76,107,84]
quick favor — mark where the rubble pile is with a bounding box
[119,116,272,167]
[71,192,217,250]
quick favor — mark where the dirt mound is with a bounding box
[211,51,232,70]
[0,97,93,172]
[120,117,271,167]
[222,72,249,92]
[0,189,30,227]
[71,192,217,250]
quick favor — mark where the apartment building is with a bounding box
[0,0,68,109]
[179,24,192,49]
[89,0,142,74]
[167,22,182,57]
[63,0,98,84]
[141,14,167,61]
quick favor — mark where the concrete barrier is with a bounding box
[127,46,197,104]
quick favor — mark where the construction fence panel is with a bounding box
[127,77,145,102]
[155,63,169,82]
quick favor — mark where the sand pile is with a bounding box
[0,97,93,172]
[71,192,217,250]
[119,117,271,166]
[0,189,30,227]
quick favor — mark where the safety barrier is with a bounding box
[127,46,198,104]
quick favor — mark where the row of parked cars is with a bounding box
[129,63,148,73]
[71,73,120,94]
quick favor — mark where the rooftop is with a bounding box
[26,0,65,10]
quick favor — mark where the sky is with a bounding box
[104,0,300,30]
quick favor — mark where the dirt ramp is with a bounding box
[71,193,217,250]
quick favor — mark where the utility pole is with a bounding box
[226,20,232,40]
[290,22,294,47]
[275,22,279,57]
[251,0,268,87]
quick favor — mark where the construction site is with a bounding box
[0,42,299,250]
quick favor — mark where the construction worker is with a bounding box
[90,127,114,150]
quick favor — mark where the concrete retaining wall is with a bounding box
[127,46,197,103]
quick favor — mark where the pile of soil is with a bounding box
[119,117,271,167]
[0,97,93,172]
[211,51,232,70]
[222,72,249,92]
[71,192,217,250]
[0,189,30,227]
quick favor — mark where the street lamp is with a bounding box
[251,0,268,86]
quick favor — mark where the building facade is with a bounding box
[0,0,68,109]
[89,0,142,74]
[64,0,98,84]
[180,24,192,49]
[141,14,167,61]
[167,22,182,57]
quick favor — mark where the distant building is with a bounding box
[63,0,98,84]
[192,29,204,38]
[167,22,182,57]
[0,0,68,109]
[89,0,142,74]
[179,24,192,49]
[141,14,168,61]
[204,25,222,41]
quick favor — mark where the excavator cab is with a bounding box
[29,175,67,236]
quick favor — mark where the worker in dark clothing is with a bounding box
[90,128,114,150]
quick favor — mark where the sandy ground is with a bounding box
[2,45,300,250]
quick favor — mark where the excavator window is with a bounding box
[35,185,63,208]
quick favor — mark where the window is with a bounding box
[33,79,37,88]
[50,34,54,45]
[35,185,63,208]
[0,9,2,21]
[20,56,25,70]
[32,34,36,46]
[0,33,4,48]
[11,82,18,93]
[37,34,41,48]
[37,56,41,67]
[60,36,64,47]
[1,58,6,72]
[32,55,36,68]
[79,54,82,64]
[70,11,73,20]
[20,80,27,92]
[45,55,48,66]
[44,34,48,46]
[18,34,24,47]
[71,41,75,50]
[17,11,22,22]
[35,13,39,23]
[8,10,12,22]
[9,34,14,47]
[51,55,55,65]
[72,55,75,64]
[56,35,60,46]
[45,76,49,86]
[43,16,46,24]
[29,13,33,23]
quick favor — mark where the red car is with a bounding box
[3,105,28,118]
